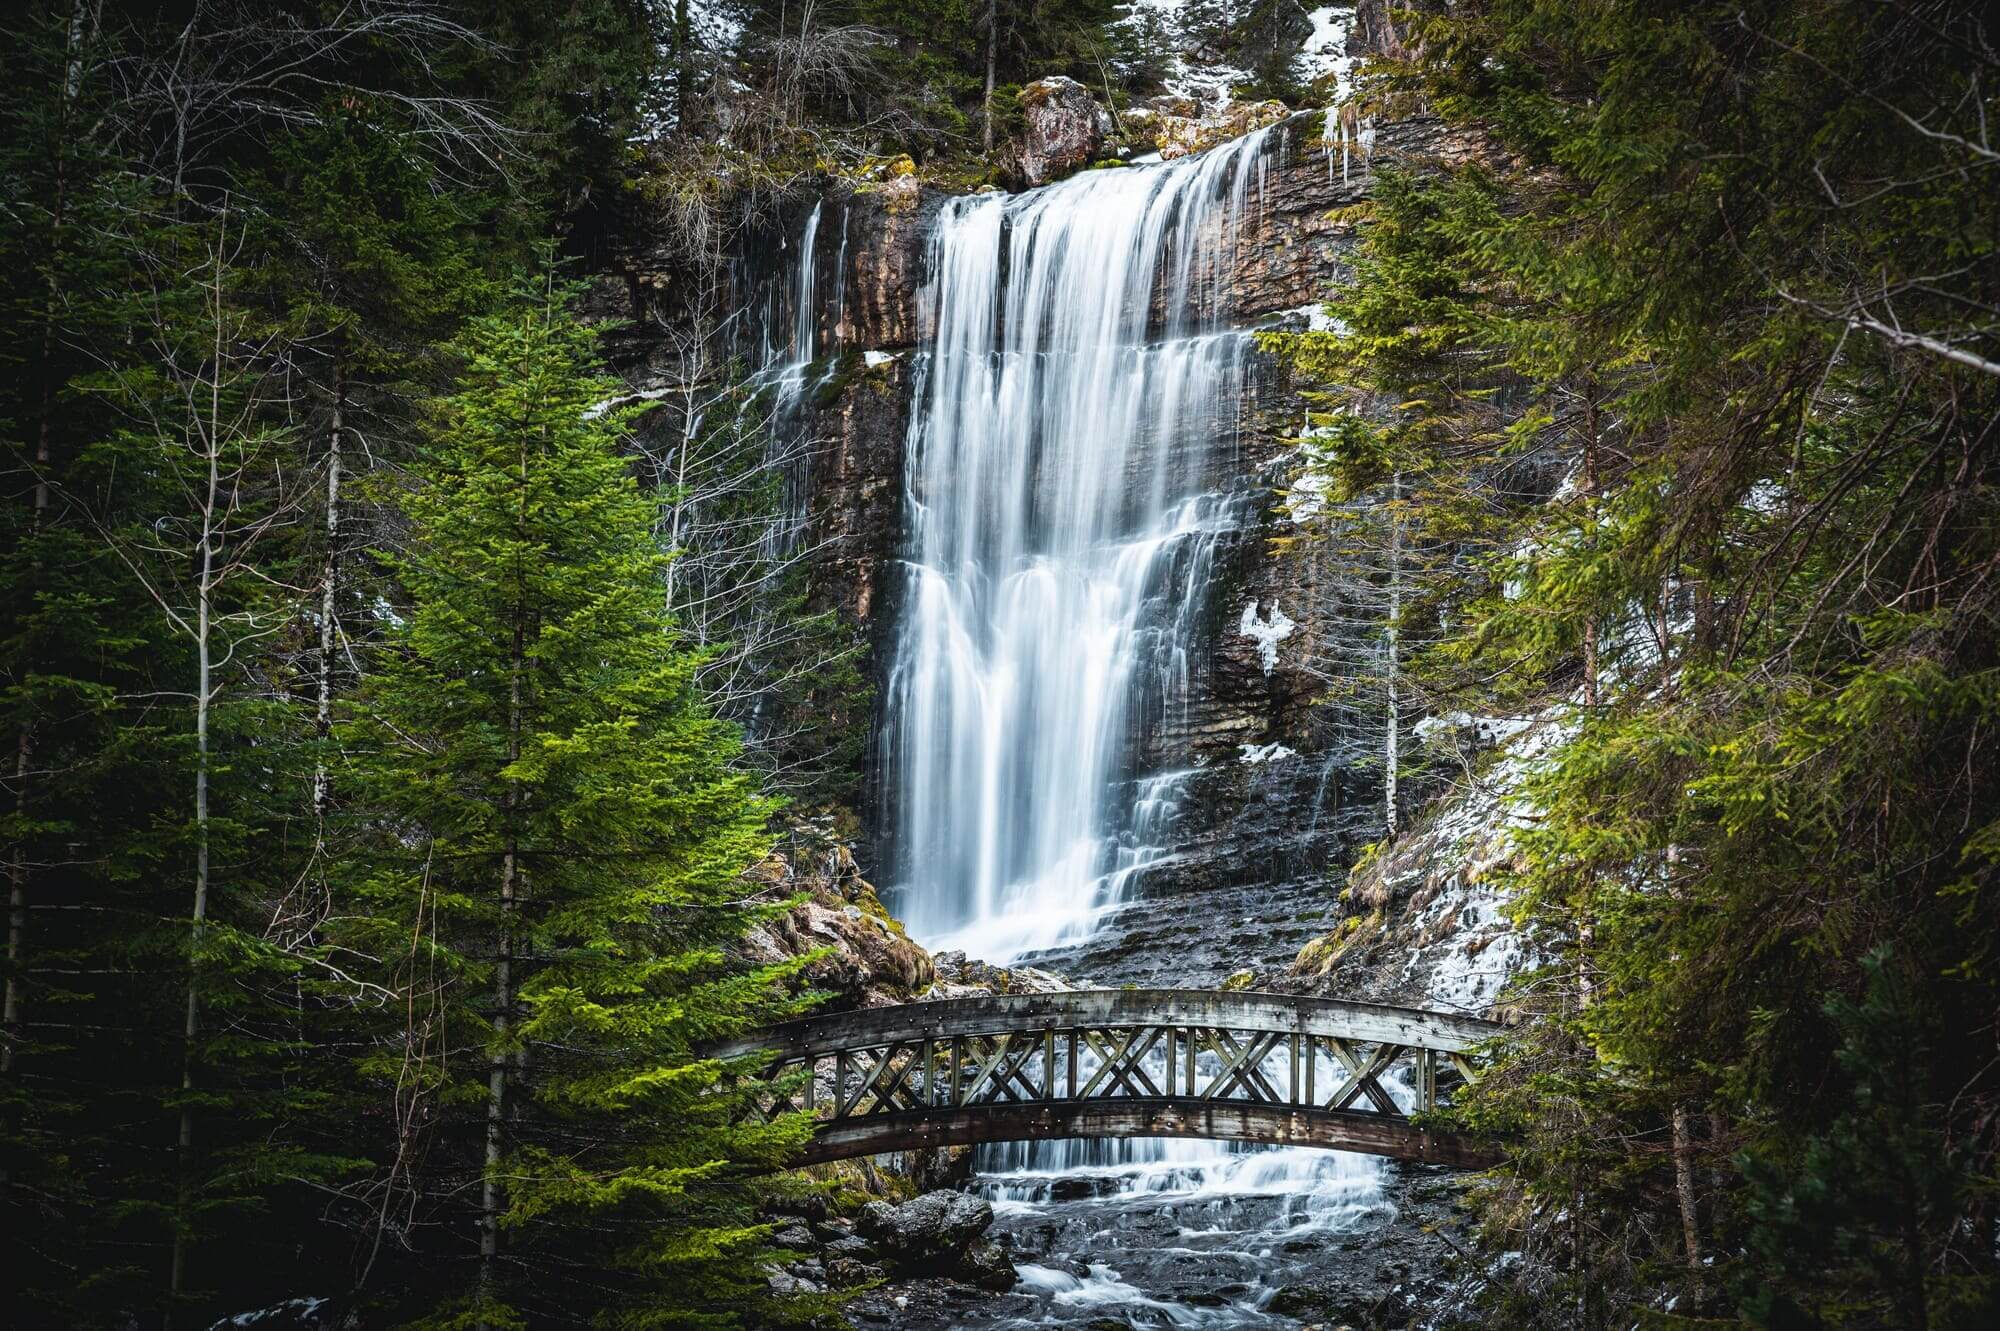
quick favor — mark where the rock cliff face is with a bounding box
[598,107,1514,992]
[1278,714,1562,1016]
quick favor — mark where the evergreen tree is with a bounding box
[332,266,817,1328]
[1275,3,2000,1325]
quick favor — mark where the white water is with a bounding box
[876,126,1397,1326]
[884,129,1280,962]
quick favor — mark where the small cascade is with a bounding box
[738,199,840,560]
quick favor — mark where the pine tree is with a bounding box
[332,264,818,1328]
[1282,2,2000,1325]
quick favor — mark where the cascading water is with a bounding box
[883,129,1270,963]
[877,126,1399,1328]
[740,199,840,560]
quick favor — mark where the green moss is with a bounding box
[811,350,867,410]
[1293,910,1386,976]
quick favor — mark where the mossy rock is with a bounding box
[811,351,867,410]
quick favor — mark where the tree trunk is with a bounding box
[478,774,516,1326]
[1576,389,1601,1009]
[1672,1102,1703,1280]
[478,413,531,1328]
[675,0,695,134]
[169,215,228,1327]
[312,359,343,828]
[1581,389,1601,709]
[1385,470,1402,839]
[982,0,999,155]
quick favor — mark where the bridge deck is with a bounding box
[716,988,1503,1168]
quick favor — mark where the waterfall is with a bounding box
[744,200,831,561]
[883,128,1283,963]
[875,124,1395,1326]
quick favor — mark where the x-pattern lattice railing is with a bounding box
[709,989,1504,1167]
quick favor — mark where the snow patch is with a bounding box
[1239,742,1298,765]
[1299,6,1358,94]
[1412,711,1535,748]
[212,1297,329,1330]
[1285,467,1331,525]
[1238,600,1296,674]
[1270,302,1346,333]
[582,386,671,420]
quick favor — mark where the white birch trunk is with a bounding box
[1385,470,1402,839]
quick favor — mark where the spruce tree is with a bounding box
[333,265,817,1328]
[1280,3,2000,1325]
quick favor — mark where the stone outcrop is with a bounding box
[738,832,936,1010]
[828,184,942,353]
[1156,98,1291,160]
[735,830,1075,1013]
[1013,76,1113,186]
[1276,713,1565,1017]
[926,950,1070,999]
[797,351,907,626]
[857,1191,1016,1290]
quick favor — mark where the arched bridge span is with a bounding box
[709,989,1504,1169]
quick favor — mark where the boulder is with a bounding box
[825,1256,886,1288]
[961,1238,1019,1292]
[1017,76,1112,186]
[769,1222,816,1252]
[857,1200,897,1239]
[764,1270,823,1298]
[1158,99,1292,161]
[928,950,1069,998]
[857,1189,994,1262]
[853,1189,1015,1286]
[738,841,935,1009]
[825,1233,877,1259]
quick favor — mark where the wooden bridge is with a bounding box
[711,988,1503,1169]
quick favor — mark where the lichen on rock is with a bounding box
[1014,75,1113,186]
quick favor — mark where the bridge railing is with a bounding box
[709,989,1501,1159]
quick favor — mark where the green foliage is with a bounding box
[332,267,817,1326]
[1276,2,2000,1326]
[1739,951,2000,1330]
[2,5,832,1326]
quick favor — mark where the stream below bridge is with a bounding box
[845,894,1471,1331]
